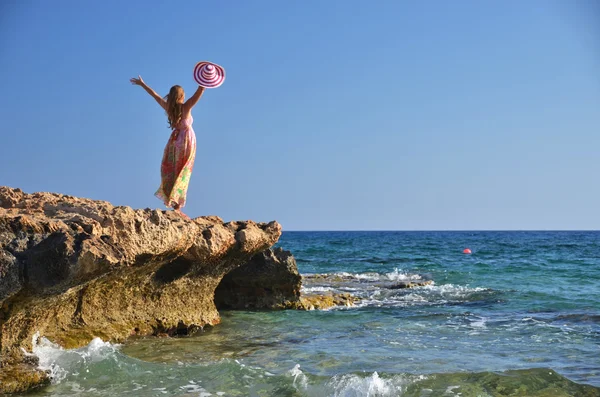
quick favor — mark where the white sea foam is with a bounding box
[30,332,69,383]
[424,284,487,299]
[329,372,391,396]
[301,286,335,293]
[352,283,492,309]
[470,316,488,328]
[325,372,428,397]
[353,272,383,281]
[307,269,423,284]
[287,365,428,396]
[31,331,120,384]
[445,385,461,395]
[385,268,422,282]
[288,364,309,390]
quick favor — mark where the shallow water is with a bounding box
[21,231,600,396]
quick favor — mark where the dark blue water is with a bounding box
[25,231,600,396]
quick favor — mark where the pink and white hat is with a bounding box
[193,61,225,88]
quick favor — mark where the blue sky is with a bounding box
[1,0,598,230]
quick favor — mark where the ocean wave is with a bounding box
[303,268,426,283]
[302,269,495,309]
[283,366,598,397]
[301,286,335,293]
[286,364,428,397]
[31,332,121,384]
[20,336,600,397]
[25,335,290,395]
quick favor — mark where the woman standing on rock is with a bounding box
[130,76,202,219]
[130,63,225,219]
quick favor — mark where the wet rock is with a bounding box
[403,368,600,397]
[386,280,434,289]
[294,292,359,310]
[0,361,50,394]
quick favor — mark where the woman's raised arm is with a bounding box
[130,75,166,109]
[183,85,205,112]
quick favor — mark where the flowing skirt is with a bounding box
[155,127,196,209]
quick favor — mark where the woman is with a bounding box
[130,76,204,219]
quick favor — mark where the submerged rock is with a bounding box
[0,186,283,393]
[295,292,359,310]
[385,280,433,289]
[403,368,600,397]
[297,272,432,310]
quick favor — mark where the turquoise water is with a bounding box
[24,231,600,396]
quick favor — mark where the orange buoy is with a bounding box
[463,248,472,254]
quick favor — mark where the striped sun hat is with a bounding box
[193,61,225,88]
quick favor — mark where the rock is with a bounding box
[302,273,356,283]
[0,186,282,393]
[297,272,433,310]
[386,280,434,289]
[0,249,20,303]
[214,249,359,311]
[214,247,302,309]
[294,292,359,310]
[0,362,50,394]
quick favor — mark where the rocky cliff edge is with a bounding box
[0,186,283,393]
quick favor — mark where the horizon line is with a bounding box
[281,229,600,232]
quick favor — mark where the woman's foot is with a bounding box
[172,204,191,220]
[174,209,191,220]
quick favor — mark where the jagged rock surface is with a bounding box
[0,186,282,392]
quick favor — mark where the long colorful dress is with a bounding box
[155,115,196,209]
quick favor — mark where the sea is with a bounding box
[22,231,600,396]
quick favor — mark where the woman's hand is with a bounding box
[130,76,165,109]
[130,75,145,86]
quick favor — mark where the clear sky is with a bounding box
[1,0,598,230]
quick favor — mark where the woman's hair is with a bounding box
[165,85,184,129]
